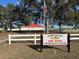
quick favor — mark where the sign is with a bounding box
[43,34,67,45]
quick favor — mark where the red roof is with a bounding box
[24,24,43,28]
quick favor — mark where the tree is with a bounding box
[0,5,7,32]
[17,0,42,25]
[50,0,78,32]
[7,4,16,31]
[18,0,79,32]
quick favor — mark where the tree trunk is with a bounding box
[59,19,62,32]
[10,20,12,32]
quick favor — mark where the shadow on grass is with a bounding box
[6,41,68,52]
[27,45,68,52]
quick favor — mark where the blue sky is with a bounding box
[76,5,79,11]
[0,0,17,7]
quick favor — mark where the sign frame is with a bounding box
[43,34,68,45]
[40,33,70,52]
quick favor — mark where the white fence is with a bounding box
[9,34,40,45]
[8,34,79,45]
[70,34,79,40]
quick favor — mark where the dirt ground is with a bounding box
[0,32,79,59]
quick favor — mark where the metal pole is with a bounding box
[44,0,46,33]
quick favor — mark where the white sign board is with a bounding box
[43,34,67,45]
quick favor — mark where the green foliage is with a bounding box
[0,14,2,20]
[0,0,79,32]
[24,16,32,25]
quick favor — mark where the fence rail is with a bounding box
[70,34,79,40]
[9,34,40,45]
[8,34,79,45]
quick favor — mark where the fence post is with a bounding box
[40,34,43,52]
[34,34,36,44]
[67,33,70,52]
[9,34,11,45]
